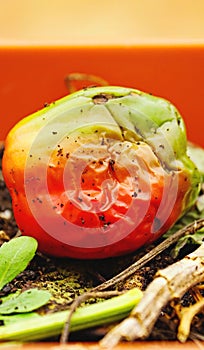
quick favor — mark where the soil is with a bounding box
[0,141,204,343]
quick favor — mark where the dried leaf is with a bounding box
[177,298,204,342]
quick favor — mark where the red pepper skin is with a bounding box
[2,87,201,259]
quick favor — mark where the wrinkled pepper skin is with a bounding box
[2,86,201,259]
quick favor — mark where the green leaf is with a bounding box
[0,288,143,342]
[164,196,204,258]
[0,236,38,290]
[0,291,20,303]
[0,289,51,314]
[171,228,204,258]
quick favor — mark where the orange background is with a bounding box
[0,0,204,148]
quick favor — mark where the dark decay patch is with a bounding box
[92,93,123,104]
[92,94,114,104]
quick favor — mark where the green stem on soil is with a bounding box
[0,288,142,342]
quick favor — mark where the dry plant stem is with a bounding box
[58,220,204,344]
[64,73,108,93]
[94,218,204,292]
[100,242,204,348]
[60,290,122,343]
[177,297,204,342]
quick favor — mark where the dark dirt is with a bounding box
[0,141,204,342]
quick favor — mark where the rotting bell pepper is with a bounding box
[2,86,201,259]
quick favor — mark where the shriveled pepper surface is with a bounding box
[2,86,200,259]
